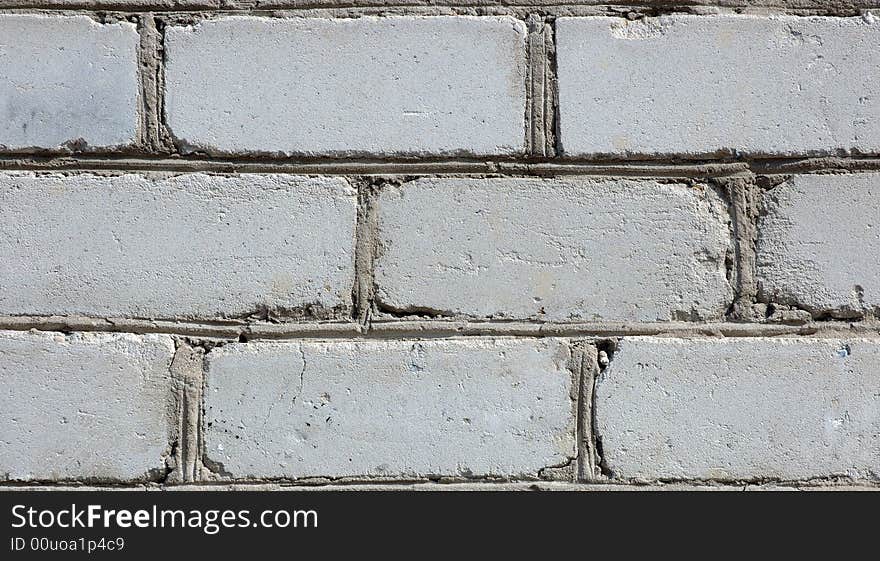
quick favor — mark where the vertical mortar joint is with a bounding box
[168,340,205,484]
[137,14,175,155]
[526,14,556,159]
[352,177,382,330]
[571,341,602,482]
[590,339,617,481]
[719,176,762,322]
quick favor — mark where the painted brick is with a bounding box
[204,338,577,479]
[374,178,732,321]
[556,15,880,157]
[757,173,880,317]
[0,15,138,151]
[165,16,527,157]
[0,330,175,481]
[0,172,356,319]
[596,337,880,481]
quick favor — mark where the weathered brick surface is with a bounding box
[165,16,527,157]
[757,173,880,317]
[596,337,880,481]
[375,178,732,321]
[0,172,357,319]
[204,338,577,479]
[0,330,175,481]
[0,15,138,151]
[0,6,877,490]
[556,15,880,157]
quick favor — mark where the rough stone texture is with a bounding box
[0,330,175,481]
[165,16,527,157]
[596,337,880,481]
[204,338,576,479]
[0,172,356,319]
[556,15,880,157]
[757,173,880,317]
[0,15,138,151]
[374,178,732,321]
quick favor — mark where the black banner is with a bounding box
[0,488,873,557]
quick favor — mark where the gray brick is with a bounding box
[556,15,880,157]
[757,173,880,317]
[374,178,732,321]
[204,338,576,479]
[0,15,138,151]
[0,172,356,319]
[166,17,525,156]
[165,16,527,157]
[0,330,175,481]
[596,337,880,481]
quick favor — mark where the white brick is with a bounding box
[0,330,175,481]
[0,172,356,319]
[757,173,880,317]
[596,337,880,481]
[165,16,527,156]
[556,15,880,157]
[0,15,138,151]
[375,178,732,321]
[204,338,576,479]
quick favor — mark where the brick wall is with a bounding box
[1,2,878,489]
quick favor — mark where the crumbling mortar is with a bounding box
[372,301,458,320]
[231,302,351,323]
[590,339,616,480]
[352,177,383,328]
[137,15,161,153]
[547,16,561,157]
[82,10,138,24]
[537,457,576,481]
[714,176,762,322]
[524,13,535,154]
[0,476,172,487]
[759,299,880,324]
[151,17,178,153]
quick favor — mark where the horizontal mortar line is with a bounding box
[1,155,880,177]
[366,320,880,338]
[0,3,878,15]
[0,156,748,177]
[2,316,880,340]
